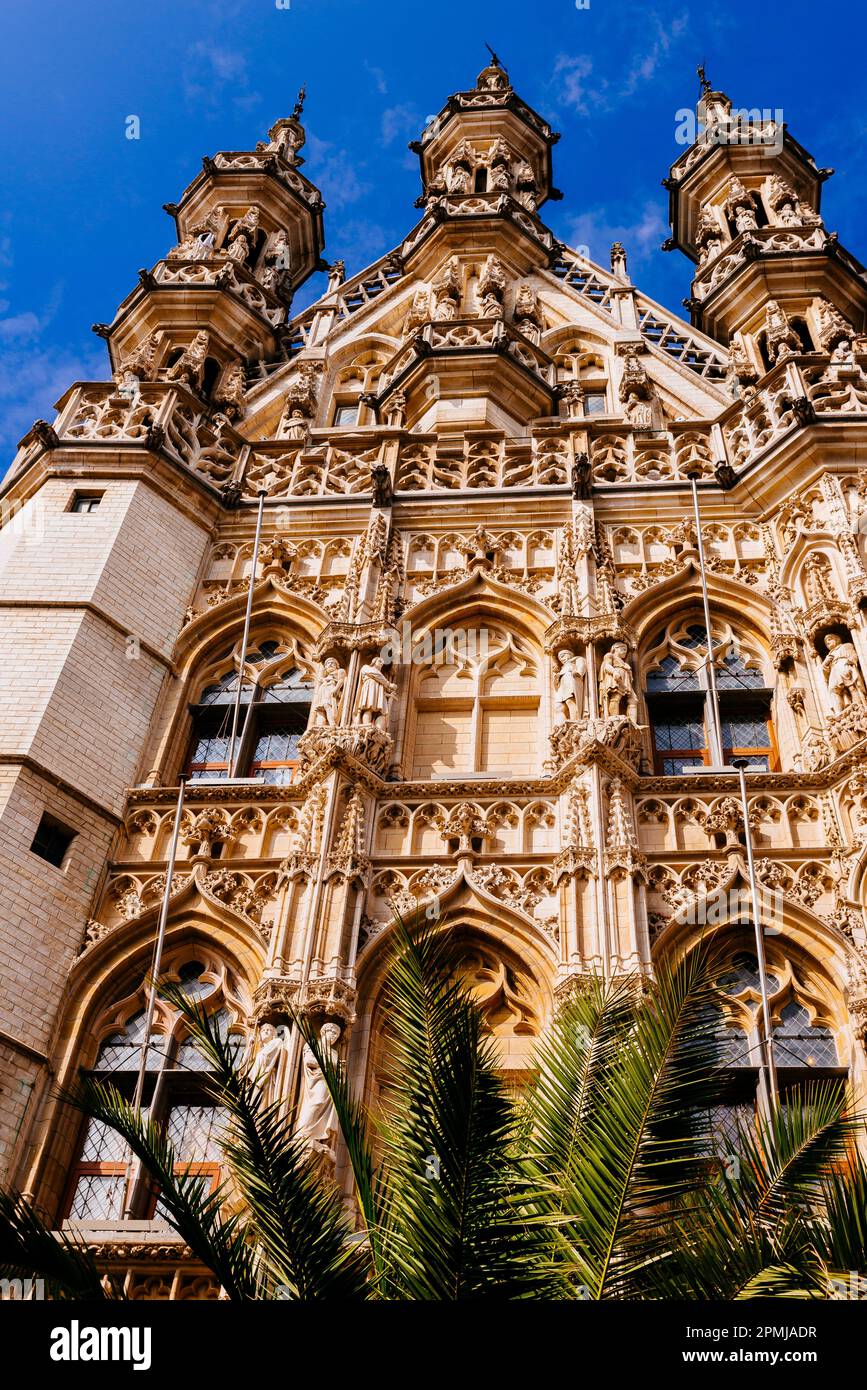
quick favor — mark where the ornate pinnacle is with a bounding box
[292,85,306,121]
[697,62,711,96]
[484,41,504,69]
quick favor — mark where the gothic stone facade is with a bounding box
[2,67,867,1297]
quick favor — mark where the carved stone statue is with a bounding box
[297,1022,341,1164]
[610,241,628,279]
[384,390,406,429]
[226,233,250,265]
[448,162,471,195]
[250,1022,288,1107]
[213,358,247,419]
[598,642,638,720]
[624,390,653,429]
[355,656,396,729]
[405,286,432,333]
[310,657,346,727]
[555,649,587,722]
[765,300,801,363]
[165,330,209,391]
[822,633,866,715]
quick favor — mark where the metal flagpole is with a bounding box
[123,776,186,1216]
[132,777,186,1116]
[689,473,725,768]
[686,473,779,1107]
[733,758,779,1105]
[228,488,267,778]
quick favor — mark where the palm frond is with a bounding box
[62,1075,259,1301]
[372,914,553,1299]
[0,1190,117,1300]
[158,981,369,1300]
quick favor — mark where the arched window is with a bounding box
[644,619,777,774]
[63,957,246,1223]
[410,624,541,779]
[705,947,845,1152]
[187,639,314,784]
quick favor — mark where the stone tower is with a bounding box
[2,63,867,1297]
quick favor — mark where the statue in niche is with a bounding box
[554,650,587,723]
[830,339,857,376]
[598,642,638,721]
[260,229,291,292]
[803,553,838,606]
[405,285,432,333]
[165,330,209,392]
[250,1022,289,1108]
[310,657,346,727]
[822,633,866,714]
[297,1022,341,1166]
[448,162,471,194]
[230,205,260,245]
[355,656,396,729]
[281,406,309,443]
[624,390,653,429]
[226,233,250,265]
[213,358,247,419]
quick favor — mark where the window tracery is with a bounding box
[64,955,247,1223]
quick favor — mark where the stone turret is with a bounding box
[664,73,867,370]
[98,89,325,406]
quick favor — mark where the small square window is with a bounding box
[30,815,75,868]
[333,403,359,427]
[70,492,103,514]
[584,392,607,416]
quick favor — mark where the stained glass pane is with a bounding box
[646,653,702,692]
[718,1026,755,1068]
[654,717,706,751]
[707,1100,756,1153]
[166,1105,228,1161]
[719,954,780,998]
[78,1117,129,1164]
[717,650,765,689]
[199,672,253,706]
[67,1173,126,1222]
[189,733,230,766]
[661,756,705,776]
[722,717,770,748]
[94,1014,165,1072]
[176,1010,229,1072]
[176,961,214,1000]
[773,1002,838,1067]
[252,728,302,763]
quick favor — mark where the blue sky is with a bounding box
[1,0,865,460]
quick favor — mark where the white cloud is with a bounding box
[621,13,689,97]
[381,103,420,147]
[365,62,388,96]
[326,218,390,270]
[0,267,106,463]
[183,41,260,116]
[305,132,370,209]
[551,54,603,115]
[565,201,668,269]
